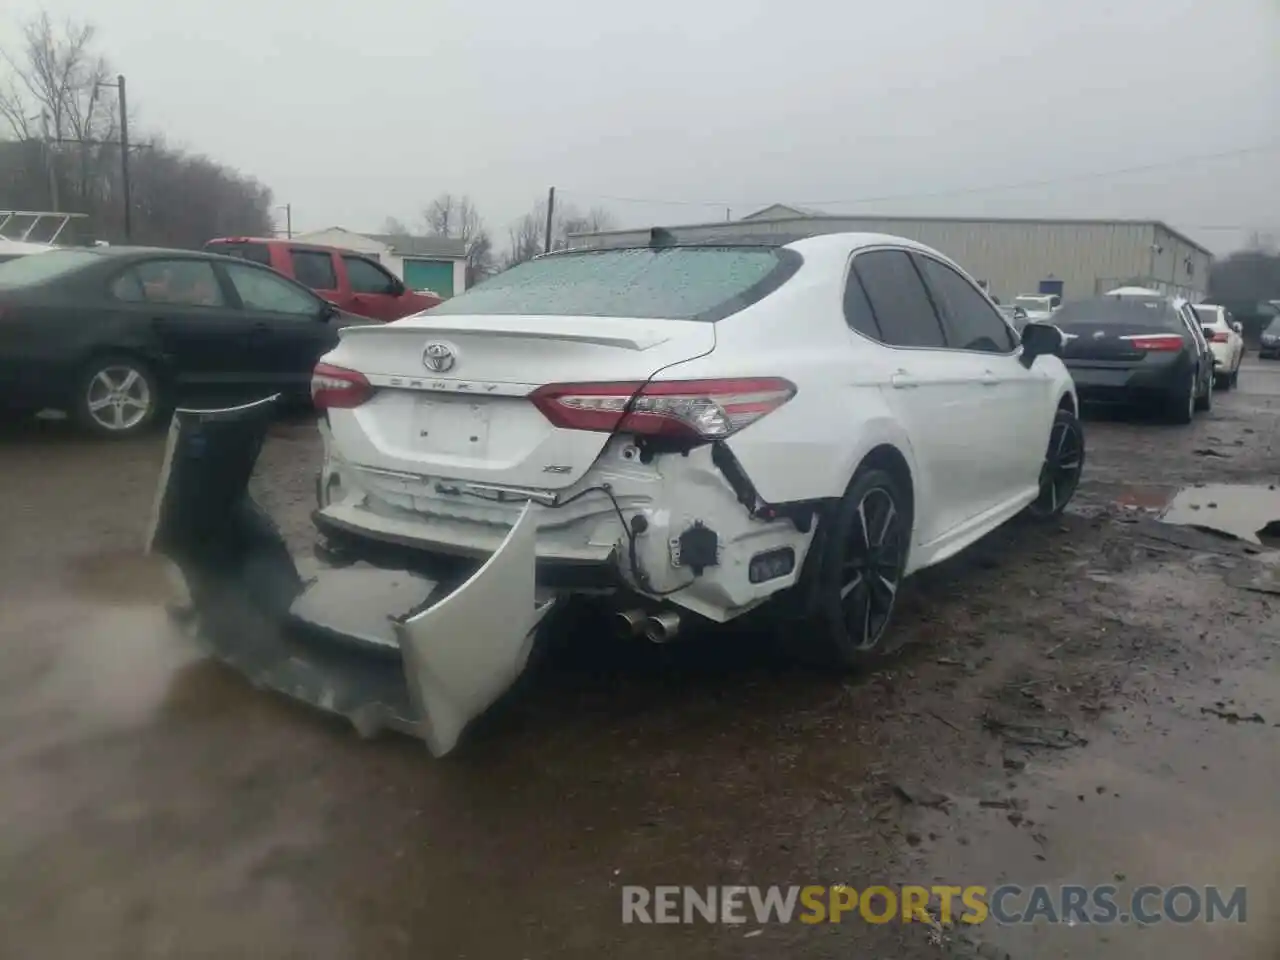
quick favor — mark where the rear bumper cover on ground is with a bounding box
[146,396,553,756]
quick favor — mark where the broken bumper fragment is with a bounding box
[146,397,554,756]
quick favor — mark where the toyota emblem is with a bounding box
[422,342,456,372]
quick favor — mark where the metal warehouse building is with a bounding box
[566,204,1213,304]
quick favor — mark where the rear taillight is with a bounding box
[1120,334,1184,352]
[311,362,373,409]
[530,378,796,439]
[1210,331,1230,343]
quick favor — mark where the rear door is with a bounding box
[340,254,405,321]
[847,248,989,544]
[112,257,268,394]
[913,252,1048,508]
[217,261,337,395]
[320,245,792,491]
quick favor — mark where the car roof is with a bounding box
[560,230,953,259]
[207,236,347,254]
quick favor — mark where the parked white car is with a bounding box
[1013,294,1060,323]
[1191,302,1244,389]
[308,233,1081,743]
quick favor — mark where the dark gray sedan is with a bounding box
[0,246,371,436]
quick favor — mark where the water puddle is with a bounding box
[1158,483,1280,545]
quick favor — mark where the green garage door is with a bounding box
[403,259,454,298]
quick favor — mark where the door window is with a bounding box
[914,255,1017,353]
[224,263,320,316]
[343,256,398,295]
[851,250,946,348]
[117,259,226,307]
[290,249,338,290]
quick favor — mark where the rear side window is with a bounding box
[206,241,271,266]
[290,249,337,289]
[842,268,882,340]
[1053,297,1180,329]
[427,246,796,321]
[1192,305,1223,326]
[120,259,226,307]
[851,250,946,348]
[914,255,1016,353]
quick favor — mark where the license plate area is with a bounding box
[414,396,491,456]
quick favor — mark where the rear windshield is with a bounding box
[1053,297,1178,327]
[1192,305,1223,325]
[0,249,100,288]
[427,246,796,321]
[205,241,272,266]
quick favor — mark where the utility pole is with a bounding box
[118,75,131,241]
[543,186,556,254]
[284,203,292,238]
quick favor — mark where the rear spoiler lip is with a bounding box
[336,316,676,351]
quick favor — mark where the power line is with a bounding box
[562,140,1280,211]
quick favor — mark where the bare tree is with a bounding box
[501,198,618,268]
[504,203,546,269]
[557,205,616,244]
[380,215,410,235]
[0,13,273,245]
[422,192,495,285]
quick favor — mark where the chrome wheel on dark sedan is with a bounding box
[77,356,160,437]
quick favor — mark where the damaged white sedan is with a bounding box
[150,231,1082,756]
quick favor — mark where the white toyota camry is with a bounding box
[309,232,1082,674]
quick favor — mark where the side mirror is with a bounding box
[1232,322,1243,334]
[1013,307,1028,320]
[1019,321,1065,369]
[1201,325,1215,338]
[388,278,406,297]
[317,300,339,321]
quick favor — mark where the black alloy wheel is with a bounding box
[808,467,911,668]
[1026,409,1085,520]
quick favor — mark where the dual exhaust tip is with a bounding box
[616,607,681,644]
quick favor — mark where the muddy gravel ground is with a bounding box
[3,363,1280,959]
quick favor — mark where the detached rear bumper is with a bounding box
[147,397,553,756]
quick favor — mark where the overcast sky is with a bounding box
[3,0,1277,253]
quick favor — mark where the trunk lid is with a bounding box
[322,314,716,491]
[1059,321,1155,362]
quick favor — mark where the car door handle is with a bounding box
[890,371,918,389]
[980,371,999,386]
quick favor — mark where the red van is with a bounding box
[204,237,441,322]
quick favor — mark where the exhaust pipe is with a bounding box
[615,608,648,638]
[644,609,682,644]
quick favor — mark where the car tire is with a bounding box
[1023,408,1085,521]
[803,466,912,670]
[1195,370,1212,412]
[74,353,163,438]
[1164,370,1196,424]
